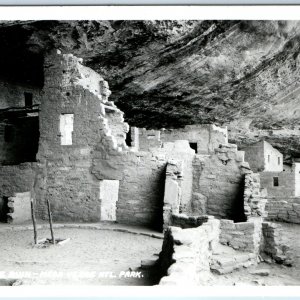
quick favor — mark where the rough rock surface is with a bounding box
[1,20,300,159]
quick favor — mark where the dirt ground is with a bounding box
[1,222,299,286]
[0,228,163,285]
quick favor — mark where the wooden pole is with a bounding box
[46,198,55,244]
[30,199,37,244]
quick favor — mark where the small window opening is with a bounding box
[4,125,14,143]
[268,155,270,163]
[189,142,198,153]
[273,177,279,187]
[278,157,280,165]
[125,129,132,147]
[24,92,33,107]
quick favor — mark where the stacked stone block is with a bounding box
[191,143,250,220]
[265,197,300,224]
[244,172,267,218]
[158,218,220,285]
[171,213,210,229]
[262,222,293,266]
[219,219,261,253]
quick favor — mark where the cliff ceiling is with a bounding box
[1,20,300,160]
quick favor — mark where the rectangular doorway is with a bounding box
[100,180,119,221]
[59,114,74,145]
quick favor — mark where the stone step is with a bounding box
[210,244,257,274]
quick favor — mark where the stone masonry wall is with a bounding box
[161,124,228,155]
[93,140,195,229]
[260,170,295,198]
[171,213,210,229]
[105,106,129,149]
[242,141,265,173]
[160,141,195,214]
[244,172,267,218]
[243,141,283,173]
[0,81,41,109]
[295,163,300,197]
[116,152,166,229]
[265,197,300,224]
[192,143,250,221]
[262,222,293,266]
[0,163,35,224]
[131,127,161,151]
[158,218,220,286]
[0,163,36,199]
[219,218,262,253]
[130,124,227,154]
[263,141,283,172]
[35,51,129,222]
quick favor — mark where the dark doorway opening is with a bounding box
[0,197,9,223]
[1,112,39,165]
[232,178,247,222]
[125,129,132,147]
[4,125,14,143]
[189,142,198,153]
[24,92,33,107]
[273,177,279,187]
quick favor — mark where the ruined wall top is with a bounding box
[131,124,228,154]
[44,50,111,102]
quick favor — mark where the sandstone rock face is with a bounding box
[1,21,300,159]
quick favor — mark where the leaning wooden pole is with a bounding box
[46,198,55,244]
[30,199,38,244]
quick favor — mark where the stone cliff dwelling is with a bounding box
[0,50,299,286]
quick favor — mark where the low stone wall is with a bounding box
[158,218,220,285]
[219,218,262,253]
[262,222,293,266]
[265,197,300,224]
[171,213,210,229]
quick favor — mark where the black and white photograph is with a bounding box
[0,14,300,287]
